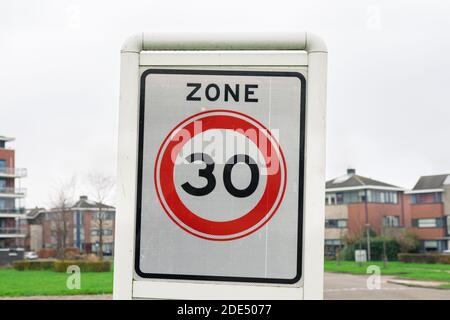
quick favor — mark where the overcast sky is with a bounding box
[1,0,449,208]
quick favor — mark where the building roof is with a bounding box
[0,135,15,142]
[71,195,115,210]
[412,174,450,191]
[25,207,46,219]
[326,169,401,191]
[26,196,115,220]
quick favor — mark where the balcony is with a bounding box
[0,187,26,198]
[0,208,26,217]
[0,167,27,178]
[0,227,26,238]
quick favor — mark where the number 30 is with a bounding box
[181,153,259,198]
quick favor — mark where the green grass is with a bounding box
[0,268,113,297]
[325,260,450,283]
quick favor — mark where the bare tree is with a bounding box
[50,177,76,259]
[377,207,396,268]
[87,173,115,260]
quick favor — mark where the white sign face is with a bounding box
[355,250,367,263]
[135,69,305,285]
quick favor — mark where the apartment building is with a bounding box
[25,195,115,255]
[405,174,450,252]
[324,169,405,256]
[0,135,27,265]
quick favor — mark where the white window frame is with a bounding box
[418,218,438,228]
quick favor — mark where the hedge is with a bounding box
[398,253,450,264]
[13,260,54,271]
[53,260,111,272]
[13,259,111,272]
[341,238,400,261]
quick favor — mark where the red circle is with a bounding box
[154,110,287,241]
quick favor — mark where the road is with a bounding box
[324,272,450,300]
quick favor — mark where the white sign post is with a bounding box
[113,33,327,300]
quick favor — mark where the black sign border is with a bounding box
[135,69,306,285]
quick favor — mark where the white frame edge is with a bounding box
[114,32,327,300]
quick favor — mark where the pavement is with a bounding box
[324,272,450,300]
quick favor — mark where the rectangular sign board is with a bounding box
[136,69,305,284]
[114,33,327,300]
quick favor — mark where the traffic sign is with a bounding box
[114,33,327,300]
[136,69,303,283]
[154,109,287,241]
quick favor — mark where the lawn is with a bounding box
[0,268,113,297]
[324,260,450,283]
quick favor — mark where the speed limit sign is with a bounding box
[114,33,327,300]
[137,69,303,283]
[154,108,287,241]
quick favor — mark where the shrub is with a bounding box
[13,260,54,271]
[64,247,80,255]
[64,247,82,260]
[37,248,56,259]
[341,237,400,261]
[53,260,111,272]
[398,253,450,264]
[13,259,111,272]
[393,231,420,253]
[84,254,100,262]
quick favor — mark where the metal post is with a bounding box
[365,223,371,261]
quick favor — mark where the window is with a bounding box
[447,216,450,236]
[383,216,400,227]
[91,229,113,236]
[337,220,347,228]
[423,240,438,252]
[419,219,437,228]
[411,192,442,204]
[94,211,115,220]
[325,194,336,205]
[325,219,347,228]
[344,191,365,204]
[325,239,342,246]
[367,190,398,204]
[103,242,113,254]
[0,161,6,176]
[414,218,443,228]
[106,212,115,220]
[328,191,365,205]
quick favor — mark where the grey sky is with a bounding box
[1,0,449,207]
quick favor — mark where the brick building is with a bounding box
[0,135,27,265]
[324,169,405,256]
[405,174,450,252]
[25,195,115,256]
[325,169,450,256]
